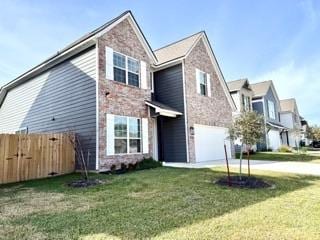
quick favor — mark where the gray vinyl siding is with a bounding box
[264,88,281,124]
[154,63,187,162]
[0,47,97,170]
[252,101,267,151]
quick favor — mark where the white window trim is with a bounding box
[113,115,142,155]
[268,100,276,120]
[113,51,140,87]
[150,71,154,93]
[198,69,208,96]
[15,127,28,134]
[243,95,251,112]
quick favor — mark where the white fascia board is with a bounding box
[95,39,100,171]
[182,60,190,163]
[145,101,182,117]
[152,57,184,71]
[154,107,182,117]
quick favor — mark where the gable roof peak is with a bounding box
[251,80,273,97]
[0,10,156,105]
[227,78,251,92]
[153,31,204,65]
[280,98,297,112]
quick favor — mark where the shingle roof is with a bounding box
[251,80,272,97]
[227,79,249,92]
[154,32,203,64]
[280,98,296,112]
[0,10,156,106]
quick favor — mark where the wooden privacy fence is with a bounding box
[0,133,75,184]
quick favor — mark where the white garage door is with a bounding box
[268,129,281,151]
[194,124,231,162]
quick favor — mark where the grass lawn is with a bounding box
[1,168,320,240]
[236,151,320,163]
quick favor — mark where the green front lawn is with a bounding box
[236,151,320,163]
[1,168,320,239]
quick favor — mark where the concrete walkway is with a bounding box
[163,159,320,176]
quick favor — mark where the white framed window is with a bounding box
[199,71,207,96]
[15,127,28,134]
[113,52,140,87]
[242,94,251,111]
[196,68,211,97]
[114,116,141,154]
[268,100,276,119]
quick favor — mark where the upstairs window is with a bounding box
[113,52,140,87]
[268,100,276,119]
[199,71,207,96]
[242,94,251,112]
[196,68,211,97]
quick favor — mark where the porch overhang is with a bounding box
[266,121,288,131]
[145,100,182,118]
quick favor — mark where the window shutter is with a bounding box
[140,61,147,89]
[196,68,201,94]
[206,73,211,97]
[106,114,114,156]
[105,47,114,80]
[142,118,149,153]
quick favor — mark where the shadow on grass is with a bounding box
[235,152,320,162]
[1,167,319,239]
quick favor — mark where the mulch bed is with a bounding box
[67,179,105,188]
[215,176,273,189]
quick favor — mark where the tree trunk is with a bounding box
[247,145,251,177]
[224,144,231,186]
[239,143,243,180]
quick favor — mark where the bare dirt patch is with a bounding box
[0,187,97,221]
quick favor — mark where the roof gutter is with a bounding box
[152,57,184,71]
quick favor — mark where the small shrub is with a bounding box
[136,157,162,170]
[128,163,138,171]
[110,164,117,174]
[278,145,292,153]
[260,147,273,152]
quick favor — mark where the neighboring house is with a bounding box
[227,78,253,114]
[251,80,286,151]
[0,11,236,171]
[227,78,254,152]
[280,98,301,147]
[300,116,310,146]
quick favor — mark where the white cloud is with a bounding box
[253,60,320,125]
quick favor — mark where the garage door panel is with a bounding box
[268,129,281,151]
[194,125,231,162]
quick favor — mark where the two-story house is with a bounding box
[280,98,301,147]
[227,78,253,114]
[227,78,254,152]
[300,116,310,146]
[251,80,286,151]
[0,11,236,171]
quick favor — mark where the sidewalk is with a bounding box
[164,159,320,176]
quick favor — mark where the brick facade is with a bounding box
[184,39,233,162]
[97,19,154,170]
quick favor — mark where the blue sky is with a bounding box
[0,0,319,124]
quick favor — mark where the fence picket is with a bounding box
[0,133,75,184]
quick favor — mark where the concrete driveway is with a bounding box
[164,159,320,176]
